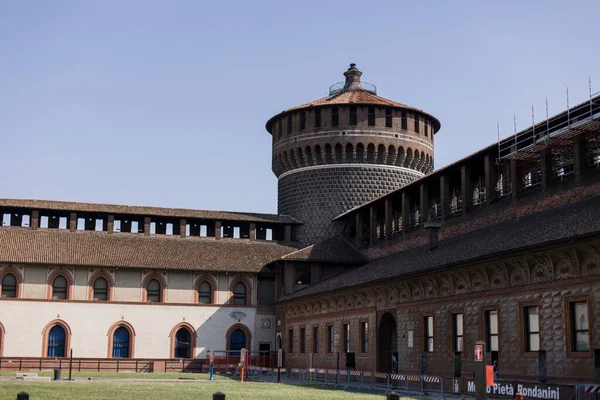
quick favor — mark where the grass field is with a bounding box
[0,380,394,400]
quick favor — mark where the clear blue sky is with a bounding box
[1,1,598,214]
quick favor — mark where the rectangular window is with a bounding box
[327,325,334,353]
[349,106,357,126]
[523,305,540,352]
[300,111,306,130]
[300,327,306,353]
[385,108,392,128]
[314,109,321,128]
[278,119,282,135]
[452,313,464,353]
[332,107,339,127]
[313,327,319,353]
[567,298,590,354]
[424,315,434,352]
[401,111,407,130]
[368,106,375,126]
[414,114,420,133]
[360,322,369,353]
[343,323,350,353]
[288,329,294,354]
[485,309,499,352]
[287,115,292,134]
[424,119,429,137]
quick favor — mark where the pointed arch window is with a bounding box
[1,273,17,298]
[52,276,68,300]
[233,282,246,305]
[113,327,130,358]
[147,279,161,303]
[93,277,108,301]
[198,281,212,304]
[47,325,66,357]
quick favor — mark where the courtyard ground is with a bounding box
[0,377,396,400]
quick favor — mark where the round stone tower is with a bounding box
[266,64,441,246]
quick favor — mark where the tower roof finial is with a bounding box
[343,63,363,91]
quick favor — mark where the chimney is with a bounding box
[424,220,441,250]
[343,63,363,91]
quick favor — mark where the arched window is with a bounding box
[174,328,191,358]
[112,327,130,358]
[230,329,246,355]
[233,282,246,305]
[93,278,108,301]
[1,273,17,298]
[52,276,68,300]
[47,325,66,357]
[147,279,161,302]
[198,281,212,304]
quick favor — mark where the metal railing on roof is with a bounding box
[498,89,600,161]
[328,81,377,96]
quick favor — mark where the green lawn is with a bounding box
[0,380,394,400]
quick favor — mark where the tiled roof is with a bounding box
[0,198,301,224]
[266,89,441,132]
[280,195,600,302]
[0,228,298,273]
[280,235,366,264]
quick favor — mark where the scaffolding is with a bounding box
[497,79,600,163]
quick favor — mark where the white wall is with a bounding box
[0,300,269,358]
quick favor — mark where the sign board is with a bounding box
[277,349,282,368]
[465,379,573,400]
[209,350,214,364]
[240,348,246,364]
[474,344,484,362]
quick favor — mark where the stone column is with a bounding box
[369,206,377,247]
[461,164,471,215]
[420,183,429,226]
[69,213,77,232]
[107,215,115,234]
[249,223,256,241]
[484,154,496,207]
[144,217,151,236]
[31,210,39,230]
[401,192,410,233]
[180,218,186,238]
[573,137,587,183]
[510,159,520,204]
[439,175,449,221]
[385,199,393,240]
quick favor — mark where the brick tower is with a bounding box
[266,64,441,246]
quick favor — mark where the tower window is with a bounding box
[332,107,339,127]
[300,111,306,130]
[349,106,357,126]
[314,109,321,128]
[414,114,420,133]
[368,107,375,126]
[385,108,392,128]
[424,119,429,137]
[287,115,293,134]
[401,111,407,130]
